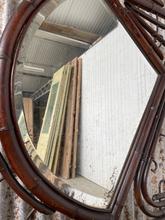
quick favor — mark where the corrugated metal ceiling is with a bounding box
[26,36,84,69]
[17,0,116,93]
[26,0,116,68]
[47,0,116,35]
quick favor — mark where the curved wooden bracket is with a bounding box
[0,152,53,215]
[124,0,165,217]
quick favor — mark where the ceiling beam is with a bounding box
[39,22,101,45]
[35,29,90,49]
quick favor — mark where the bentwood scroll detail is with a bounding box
[124,0,165,217]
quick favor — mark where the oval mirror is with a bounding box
[14,0,157,209]
[1,0,165,219]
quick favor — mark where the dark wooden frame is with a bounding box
[0,0,165,219]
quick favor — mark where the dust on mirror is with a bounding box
[14,0,157,210]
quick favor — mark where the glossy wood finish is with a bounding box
[124,0,165,217]
[0,0,165,219]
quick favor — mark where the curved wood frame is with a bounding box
[123,0,165,217]
[0,0,165,219]
[0,152,54,215]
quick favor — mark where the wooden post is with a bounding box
[60,59,78,179]
[23,97,34,141]
[71,58,82,178]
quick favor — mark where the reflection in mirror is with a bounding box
[14,0,157,209]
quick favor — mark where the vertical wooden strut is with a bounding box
[127,0,165,19]
[126,4,165,30]
[133,12,165,47]
[128,12,164,60]
[71,58,82,178]
[125,0,165,63]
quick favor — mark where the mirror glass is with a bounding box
[14,0,157,209]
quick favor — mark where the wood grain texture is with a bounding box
[40,22,100,45]
[48,65,72,170]
[23,97,33,141]
[71,58,82,178]
[60,59,78,179]
[52,65,73,174]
